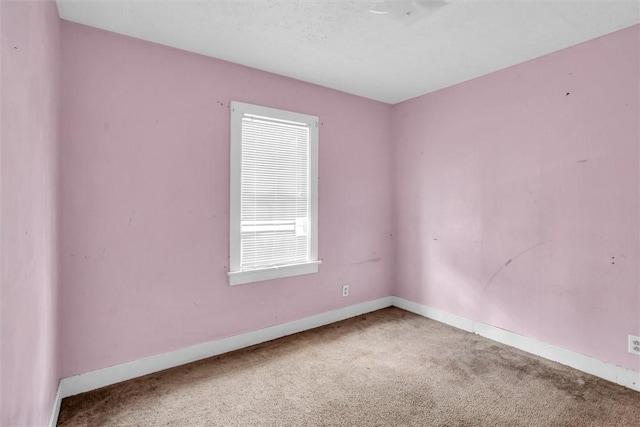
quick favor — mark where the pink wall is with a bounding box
[393,25,639,371]
[0,1,60,425]
[59,22,394,377]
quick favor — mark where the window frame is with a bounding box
[228,101,320,286]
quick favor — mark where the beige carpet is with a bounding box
[57,307,639,426]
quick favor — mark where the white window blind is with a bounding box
[228,102,320,285]
[240,114,310,270]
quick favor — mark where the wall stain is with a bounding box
[352,257,382,265]
[576,159,587,163]
[128,209,136,227]
[483,240,551,289]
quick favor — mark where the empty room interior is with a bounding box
[1,0,639,426]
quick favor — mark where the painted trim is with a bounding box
[56,297,393,400]
[392,296,640,392]
[48,386,63,427]
[49,295,638,426]
[228,261,321,286]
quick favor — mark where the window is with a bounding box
[228,101,320,285]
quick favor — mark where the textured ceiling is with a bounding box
[57,0,640,104]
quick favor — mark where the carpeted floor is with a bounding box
[57,307,640,426]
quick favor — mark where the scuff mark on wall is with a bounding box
[483,240,551,290]
[352,257,382,265]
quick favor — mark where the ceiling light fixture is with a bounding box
[368,1,448,25]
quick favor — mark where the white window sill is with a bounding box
[227,260,322,286]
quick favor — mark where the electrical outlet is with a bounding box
[342,285,349,297]
[629,335,640,355]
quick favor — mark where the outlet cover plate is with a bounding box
[629,335,640,355]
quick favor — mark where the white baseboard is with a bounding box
[55,297,393,404]
[48,386,62,427]
[49,294,638,426]
[392,296,640,392]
